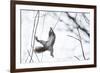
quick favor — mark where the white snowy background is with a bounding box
[20,10,90,64]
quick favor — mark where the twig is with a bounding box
[29,11,38,62]
[66,35,80,41]
[30,11,40,62]
[49,12,70,29]
[33,11,40,62]
[25,49,34,63]
[31,11,38,48]
[66,12,90,37]
[66,12,86,60]
[82,13,90,24]
[53,13,62,30]
[74,56,80,61]
[77,28,86,60]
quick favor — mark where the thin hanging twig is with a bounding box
[66,12,86,60]
[82,13,90,24]
[25,49,34,63]
[66,35,80,41]
[29,11,40,62]
[74,56,80,61]
[53,16,60,30]
[53,13,62,30]
[25,11,39,63]
[29,11,38,62]
[77,28,86,60]
[66,12,90,37]
[31,11,38,48]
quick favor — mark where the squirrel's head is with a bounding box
[50,27,53,32]
[49,27,54,36]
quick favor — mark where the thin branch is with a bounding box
[33,11,40,62]
[31,11,38,48]
[66,12,86,60]
[74,56,80,61]
[66,12,90,37]
[66,35,80,41]
[25,49,34,63]
[49,12,70,27]
[53,17,60,30]
[82,13,90,24]
[30,11,40,62]
[29,11,38,62]
[77,28,86,60]
[53,13,62,30]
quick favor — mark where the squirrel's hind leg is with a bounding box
[49,47,54,57]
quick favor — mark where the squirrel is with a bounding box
[34,27,56,57]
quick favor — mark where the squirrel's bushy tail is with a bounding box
[34,47,47,53]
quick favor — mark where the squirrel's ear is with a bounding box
[50,27,53,30]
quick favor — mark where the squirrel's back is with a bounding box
[34,46,47,53]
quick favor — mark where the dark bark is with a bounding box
[65,12,90,37]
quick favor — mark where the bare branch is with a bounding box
[82,13,90,24]
[25,49,34,63]
[65,12,90,37]
[66,35,80,41]
[74,56,80,61]
[77,28,86,60]
[66,12,86,60]
[30,11,40,62]
[49,12,70,27]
